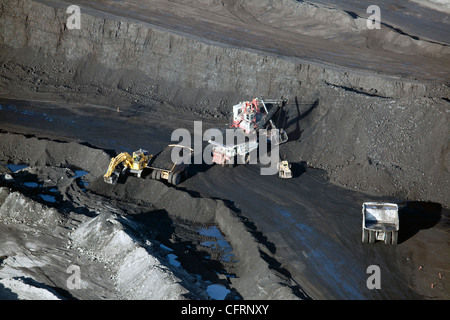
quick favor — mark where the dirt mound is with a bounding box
[90,176,303,299]
[282,88,450,207]
[0,186,115,300]
[90,176,218,224]
[0,186,207,299]
[71,211,208,299]
[0,186,60,226]
[0,132,111,177]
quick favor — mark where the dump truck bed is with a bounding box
[148,145,191,171]
[363,202,399,231]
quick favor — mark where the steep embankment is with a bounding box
[0,0,448,206]
[1,0,448,105]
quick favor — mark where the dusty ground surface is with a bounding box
[0,0,449,300]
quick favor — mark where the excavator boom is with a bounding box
[103,152,133,184]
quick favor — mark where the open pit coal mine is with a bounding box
[0,0,449,302]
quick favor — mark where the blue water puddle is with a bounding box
[24,182,40,188]
[159,235,232,300]
[279,210,291,218]
[199,226,223,238]
[5,164,28,172]
[295,222,313,233]
[167,253,181,268]
[20,110,34,116]
[199,226,236,263]
[0,105,15,111]
[206,284,230,300]
[279,209,296,224]
[160,244,173,252]
[73,170,89,192]
[39,194,56,203]
[23,182,59,203]
[159,244,181,268]
[73,170,89,178]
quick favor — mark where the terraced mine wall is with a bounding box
[0,0,448,207]
[1,0,447,104]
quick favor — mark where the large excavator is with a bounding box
[210,97,289,167]
[103,149,152,185]
[103,145,193,185]
[231,97,289,144]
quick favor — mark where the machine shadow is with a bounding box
[285,96,319,142]
[290,161,307,178]
[398,201,442,244]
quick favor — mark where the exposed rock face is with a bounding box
[1,0,448,105]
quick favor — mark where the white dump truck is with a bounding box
[209,138,258,166]
[362,202,399,245]
[277,160,292,178]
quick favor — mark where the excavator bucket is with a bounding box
[279,129,289,144]
[104,171,119,185]
[261,129,289,145]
